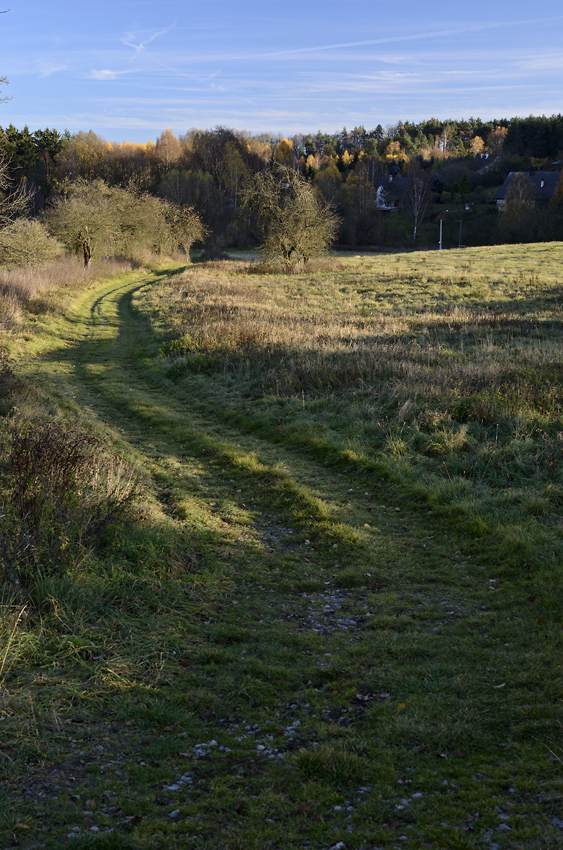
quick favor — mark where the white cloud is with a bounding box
[89,69,121,81]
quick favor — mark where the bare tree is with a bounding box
[0,74,9,105]
[403,165,432,243]
[498,172,538,242]
[0,151,29,226]
[242,166,339,266]
[0,69,30,224]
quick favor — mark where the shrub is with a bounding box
[0,218,62,266]
[0,419,136,594]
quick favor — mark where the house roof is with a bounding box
[376,176,407,199]
[495,171,561,201]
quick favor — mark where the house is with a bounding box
[495,171,561,209]
[375,176,407,211]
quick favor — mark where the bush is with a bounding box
[0,419,136,594]
[0,218,62,266]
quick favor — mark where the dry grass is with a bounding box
[153,250,563,419]
[0,256,136,326]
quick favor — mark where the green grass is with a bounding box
[1,248,563,849]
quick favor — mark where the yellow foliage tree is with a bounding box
[469,136,485,157]
[385,140,409,165]
[274,138,295,168]
[155,129,182,172]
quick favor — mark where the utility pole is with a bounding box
[439,210,448,250]
[456,219,462,248]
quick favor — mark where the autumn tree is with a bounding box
[57,131,108,182]
[242,165,339,265]
[273,138,295,168]
[384,140,409,167]
[155,129,182,173]
[469,136,485,157]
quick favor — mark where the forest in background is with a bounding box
[1,113,563,254]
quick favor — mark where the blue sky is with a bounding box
[1,0,563,143]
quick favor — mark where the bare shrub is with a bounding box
[0,420,137,592]
[0,354,26,415]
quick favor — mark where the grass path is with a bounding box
[2,265,562,849]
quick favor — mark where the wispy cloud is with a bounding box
[38,63,66,78]
[88,22,178,82]
[89,68,134,81]
[121,22,177,60]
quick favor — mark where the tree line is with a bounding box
[1,114,563,263]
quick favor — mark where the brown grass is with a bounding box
[152,258,563,419]
[0,256,136,326]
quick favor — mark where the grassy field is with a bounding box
[1,245,563,849]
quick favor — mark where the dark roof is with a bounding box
[376,176,407,199]
[495,171,561,201]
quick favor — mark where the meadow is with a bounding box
[0,245,562,849]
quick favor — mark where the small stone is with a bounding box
[169,809,180,819]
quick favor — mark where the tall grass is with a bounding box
[0,256,136,327]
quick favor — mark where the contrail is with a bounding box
[122,21,177,60]
[234,15,563,60]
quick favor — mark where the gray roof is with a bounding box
[495,171,561,201]
[376,176,407,199]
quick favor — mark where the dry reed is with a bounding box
[0,256,135,325]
